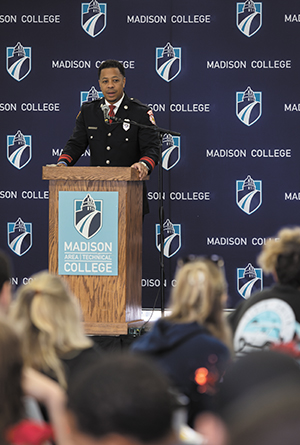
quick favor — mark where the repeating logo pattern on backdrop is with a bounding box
[236,1,262,37]
[237,263,263,299]
[7,130,31,170]
[236,175,262,214]
[162,134,181,170]
[156,219,181,258]
[236,86,262,126]
[7,218,32,256]
[156,42,181,82]
[74,194,102,239]
[81,1,107,37]
[6,42,31,81]
[80,86,103,106]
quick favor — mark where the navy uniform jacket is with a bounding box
[58,93,160,213]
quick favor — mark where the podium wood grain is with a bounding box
[43,166,144,335]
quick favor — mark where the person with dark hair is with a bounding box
[57,59,160,214]
[67,353,178,445]
[229,226,300,356]
[0,249,12,314]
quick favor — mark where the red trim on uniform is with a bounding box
[58,154,73,163]
[140,156,155,170]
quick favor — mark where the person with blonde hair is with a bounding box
[131,256,232,427]
[9,271,101,390]
[230,226,300,356]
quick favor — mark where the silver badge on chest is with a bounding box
[123,118,130,131]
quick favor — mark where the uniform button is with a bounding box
[106,146,111,151]
[90,135,93,139]
[125,138,129,142]
[107,133,111,137]
[106,160,110,165]
[124,105,128,110]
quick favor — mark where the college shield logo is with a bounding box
[156,42,181,82]
[81,1,106,37]
[236,86,262,126]
[156,219,181,258]
[80,86,103,105]
[236,1,262,37]
[7,130,31,170]
[162,134,180,170]
[6,42,31,81]
[237,263,263,299]
[7,218,32,256]
[74,194,102,239]
[236,175,262,214]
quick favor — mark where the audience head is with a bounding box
[67,353,177,445]
[9,271,92,388]
[0,317,23,438]
[0,250,12,313]
[216,350,300,444]
[257,226,300,287]
[169,256,230,347]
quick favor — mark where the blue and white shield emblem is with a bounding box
[80,87,103,106]
[81,2,106,38]
[7,218,32,256]
[236,175,262,215]
[236,86,262,126]
[237,263,263,299]
[236,1,262,37]
[156,42,181,82]
[75,194,102,239]
[6,42,31,81]
[7,130,31,170]
[156,219,181,258]
[162,134,180,171]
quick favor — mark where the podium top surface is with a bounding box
[42,166,148,181]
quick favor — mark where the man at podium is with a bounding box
[57,59,160,214]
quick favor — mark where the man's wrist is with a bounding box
[139,161,150,171]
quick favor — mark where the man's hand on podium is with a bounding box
[131,162,149,180]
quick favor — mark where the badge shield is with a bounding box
[156,42,181,82]
[7,131,31,170]
[237,263,263,299]
[162,134,180,171]
[236,86,262,126]
[156,219,181,258]
[236,176,262,214]
[6,42,31,81]
[236,1,262,37]
[7,218,32,256]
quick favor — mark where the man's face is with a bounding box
[98,67,126,104]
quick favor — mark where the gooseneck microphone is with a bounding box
[100,103,110,122]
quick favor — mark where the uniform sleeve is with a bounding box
[57,108,89,166]
[136,106,160,173]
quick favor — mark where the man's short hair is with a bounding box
[68,353,175,444]
[98,59,126,79]
[0,251,11,293]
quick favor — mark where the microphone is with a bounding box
[101,103,110,123]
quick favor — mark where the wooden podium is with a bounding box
[42,166,145,336]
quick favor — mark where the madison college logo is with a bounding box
[81,1,106,37]
[75,194,102,239]
[156,219,181,258]
[236,1,262,37]
[236,86,262,126]
[162,134,180,170]
[156,42,181,82]
[6,42,31,81]
[80,86,103,106]
[7,218,32,256]
[7,130,31,170]
[234,299,296,356]
[237,263,262,299]
[236,175,262,214]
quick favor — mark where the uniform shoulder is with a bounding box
[129,97,150,110]
[81,98,102,110]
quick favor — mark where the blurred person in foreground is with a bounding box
[67,353,180,445]
[196,349,300,445]
[229,226,300,357]
[0,316,70,445]
[0,249,13,314]
[9,271,102,390]
[131,256,232,427]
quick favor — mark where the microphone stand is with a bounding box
[107,116,180,316]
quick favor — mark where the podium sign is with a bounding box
[58,191,118,276]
